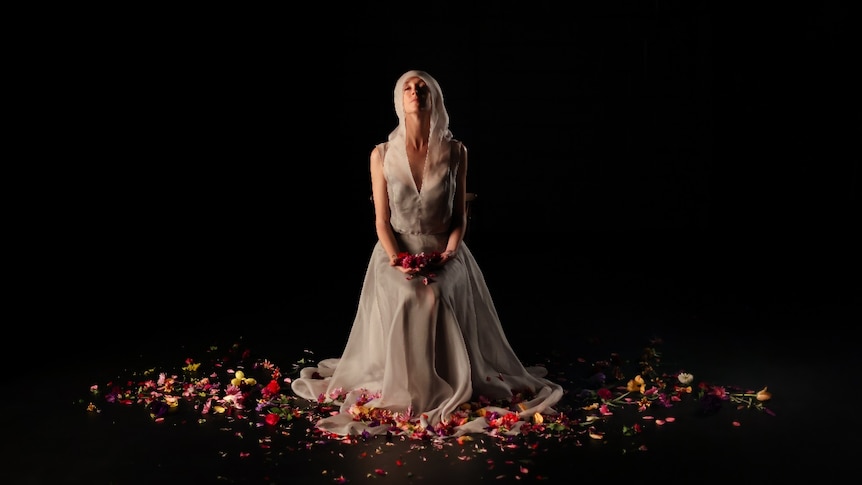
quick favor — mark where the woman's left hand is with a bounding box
[439,250,456,265]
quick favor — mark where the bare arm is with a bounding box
[370,145,411,271]
[440,141,468,264]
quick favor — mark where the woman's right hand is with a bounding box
[390,254,417,274]
[394,263,420,275]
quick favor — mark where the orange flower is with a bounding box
[627,375,646,393]
[756,386,772,401]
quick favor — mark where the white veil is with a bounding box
[386,70,454,164]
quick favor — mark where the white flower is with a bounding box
[677,372,694,385]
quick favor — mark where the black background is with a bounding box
[24,2,858,351]
[8,7,858,482]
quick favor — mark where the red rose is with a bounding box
[265,413,280,426]
[264,379,280,396]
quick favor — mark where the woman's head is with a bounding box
[390,70,452,143]
[401,75,432,117]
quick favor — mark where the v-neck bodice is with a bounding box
[381,139,459,236]
[407,145,427,193]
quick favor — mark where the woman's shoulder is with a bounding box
[371,141,388,156]
[447,139,467,157]
[370,142,389,169]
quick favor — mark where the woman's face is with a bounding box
[402,76,431,114]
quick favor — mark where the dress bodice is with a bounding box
[381,140,460,236]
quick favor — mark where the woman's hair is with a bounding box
[388,70,453,144]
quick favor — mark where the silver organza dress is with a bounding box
[291,70,562,438]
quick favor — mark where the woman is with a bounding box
[291,70,563,437]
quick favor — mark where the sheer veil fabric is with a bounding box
[290,70,563,437]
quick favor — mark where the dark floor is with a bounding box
[12,231,860,484]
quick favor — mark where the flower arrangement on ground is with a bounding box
[84,336,775,455]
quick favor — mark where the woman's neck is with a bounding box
[404,115,430,149]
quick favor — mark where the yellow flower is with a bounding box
[230,371,245,387]
[230,370,257,387]
[348,404,371,418]
[456,435,474,445]
[756,386,772,401]
[532,413,544,424]
[627,375,645,393]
